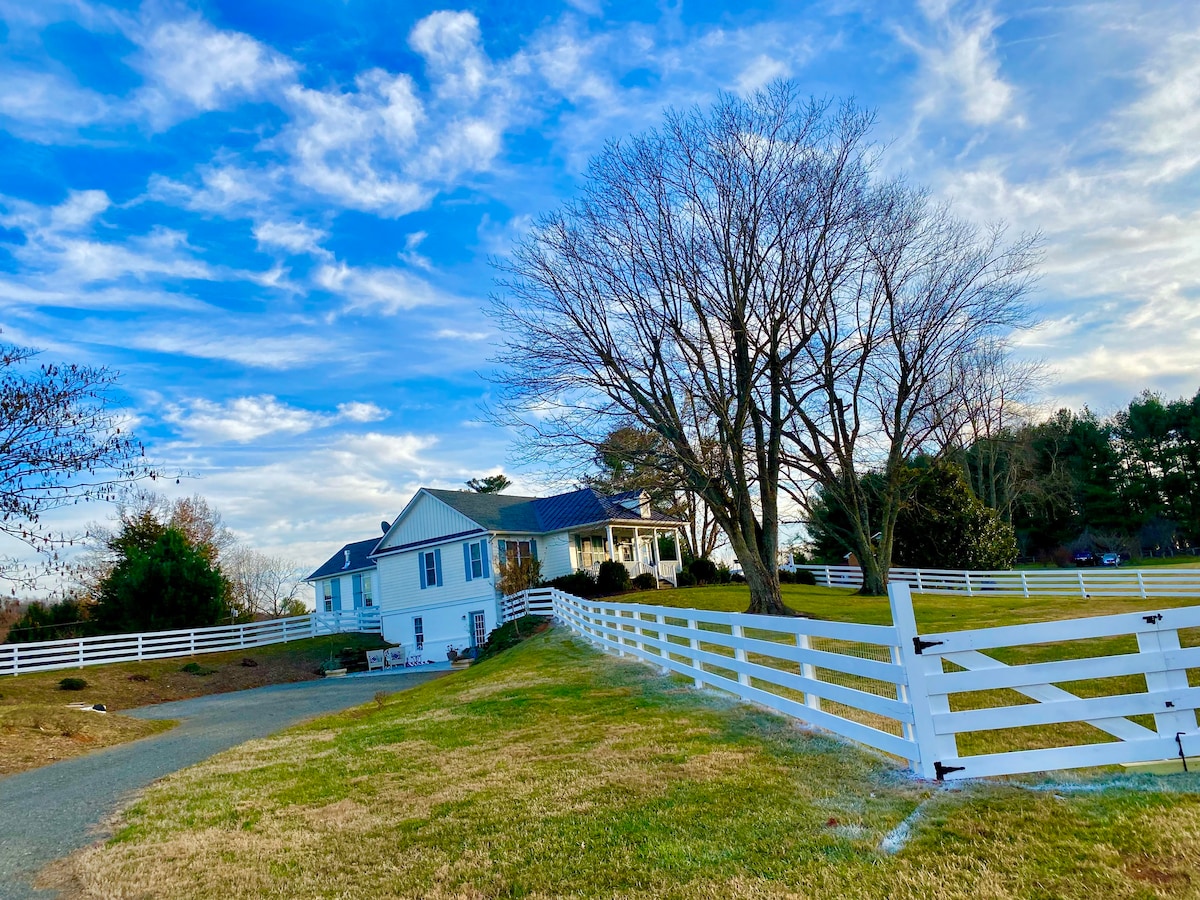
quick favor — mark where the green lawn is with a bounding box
[52,628,1200,899]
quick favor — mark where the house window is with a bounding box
[577,535,604,568]
[362,573,373,607]
[470,542,483,578]
[322,581,333,613]
[504,540,534,565]
[419,549,442,588]
[413,616,424,649]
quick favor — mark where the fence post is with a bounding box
[189,632,196,656]
[964,571,973,597]
[633,610,645,655]
[137,634,144,661]
[731,623,751,687]
[78,638,85,669]
[796,631,820,711]
[687,618,704,689]
[888,582,944,779]
[1137,625,1194,739]
[12,643,18,676]
[1077,571,1087,598]
[823,566,831,586]
[1137,571,1147,600]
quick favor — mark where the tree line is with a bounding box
[5,493,305,643]
[958,389,1200,561]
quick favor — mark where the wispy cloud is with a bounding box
[163,394,389,443]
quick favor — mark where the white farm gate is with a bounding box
[512,585,1200,781]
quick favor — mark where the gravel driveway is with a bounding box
[0,669,446,899]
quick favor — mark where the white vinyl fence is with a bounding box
[800,564,1200,599]
[534,587,919,764]
[0,608,382,677]
[522,584,1200,781]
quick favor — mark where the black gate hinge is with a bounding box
[1144,613,1163,625]
[913,636,944,655]
[934,761,966,781]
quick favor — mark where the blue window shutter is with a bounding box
[497,539,507,567]
[419,552,427,590]
[463,543,473,582]
[331,579,342,611]
[530,539,538,561]
[480,541,491,578]
[434,548,443,586]
[352,573,363,608]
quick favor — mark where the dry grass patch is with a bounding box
[0,634,386,777]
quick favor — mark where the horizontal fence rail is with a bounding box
[0,608,382,677]
[800,565,1200,599]
[500,588,557,622]
[537,588,922,767]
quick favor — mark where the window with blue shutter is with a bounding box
[352,573,363,608]
[330,579,342,612]
[433,548,443,586]
[480,541,490,578]
[464,543,473,582]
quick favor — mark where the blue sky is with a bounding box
[2,0,1199,571]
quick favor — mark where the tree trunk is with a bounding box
[743,559,790,615]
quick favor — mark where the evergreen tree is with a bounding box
[93,527,227,633]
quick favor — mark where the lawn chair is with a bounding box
[383,646,407,668]
[365,650,385,672]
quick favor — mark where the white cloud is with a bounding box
[163,395,391,443]
[253,220,330,256]
[1119,32,1200,182]
[905,1,1020,128]
[148,164,274,215]
[435,328,489,342]
[119,327,334,370]
[131,14,296,128]
[408,11,489,101]
[735,55,791,96]
[315,261,452,314]
[0,70,112,135]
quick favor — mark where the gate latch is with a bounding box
[1144,613,1164,625]
[913,636,944,655]
[934,761,966,781]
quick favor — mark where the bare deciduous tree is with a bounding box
[490,82,1039,609]
[0,341,151,585]
[782,197,1038,594]
[223,547,305,619]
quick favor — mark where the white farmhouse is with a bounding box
[306,486,684,664]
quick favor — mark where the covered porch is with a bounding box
[571,525,682,587]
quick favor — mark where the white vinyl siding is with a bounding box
[538,532,573,581]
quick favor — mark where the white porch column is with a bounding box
[633,526,641,569]
[606,525,614,561]
[651,528,660,565]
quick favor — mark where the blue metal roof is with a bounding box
[421,486,682,534]
[305,536,380,581]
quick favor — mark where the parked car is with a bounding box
[1100,552,1121,567]
[1072,549,1095,566]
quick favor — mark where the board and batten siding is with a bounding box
[378,491,482,551]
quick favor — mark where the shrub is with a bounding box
[715,563,733,584]
[778,568,796,584]
[58,677,88,691]
[730,572,746,583]
[631,572,657,591]
[794,569,817,586]
[597,560,631,594]
[675,570,697,587]
[496,557,542,596]
[545,570,600,598]
[180,661,216,676]
[686,557,718,585]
